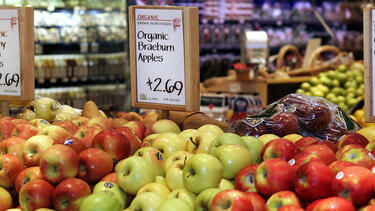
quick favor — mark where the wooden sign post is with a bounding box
[0,7,34,116]
[364,6,375,122]
[129,6,199,118]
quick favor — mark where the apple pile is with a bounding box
[1,98,375,211]
[296,62,364,112]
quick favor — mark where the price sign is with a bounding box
[0,7,34,102]
[364,6,375,122]
[129,6,199,112]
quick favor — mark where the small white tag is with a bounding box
[336,171,344,180]
[288,159,295,166]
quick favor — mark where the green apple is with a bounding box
[129,192,163,211]
[218,178,234,190]
[168,189,196,209]
[164,151,193,171]
[300,82,310,91]
[150,119,181,134]
[258,134,280,145]
[152,133,187,158]
[93,181,128,209]
[166,159,185,190]
[212,144,252,179]
[198,124,224,137]
[115,156,155,195]
[179,129,199,143]
[242,136,264,164]
[32,97,60,122]
[133,147,165,176]
[35,209,55,211]
[80,190,122,211]
[187,131,216,154]
[156,198,192,211]
[194,188,221,211]
[183,153,223,194]
[155,176,167,186]
[136,182,170,200]
[208,133,246,154]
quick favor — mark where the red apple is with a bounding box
[337,133,369,149]
[278,205,305,211]
[39,144,79,184]
[23,135,54,167]
[19,179,54,210]
[243,192,265,211]
[328,160,356,174]
[0,186,12,210]
[40,125,72,144]
[77,148,113,184]
[63,137,87,155]
[0,119,15,141]
[11,119,29,126]
[294,160,335,202]
[305,199,324,211]
[211,189,253,211]
[295,137,320,149]
[265,112,299,137]
[261,138,300,161]
[14,166,43,193]
[311,196,355,211]
[92,129,131,164]
[0,154,25,188]
[53,120,79,135]
[86,117,115,130]
[316,140,338,153]
[336,144,364,158]
[116,126,142,155]
[331,166,375,207]
[265,191,302,211]
[0,137,26,162]
[336,145,375,169]
[254,158,294,197]
[53,178,91,211]
[301,144,336,165]
[123,120,146,140]
[234,164,258,192]
[73,125,103,148]
[11,124,40,140]
[139,134,159,148]
[100,172,118,184]
[71,117,89,127]
[288,152,323,172]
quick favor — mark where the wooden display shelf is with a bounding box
[203,76,312,105]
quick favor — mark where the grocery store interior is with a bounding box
[2,0,367,122]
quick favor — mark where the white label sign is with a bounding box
[0,9,20,96]
[135,8,185,105]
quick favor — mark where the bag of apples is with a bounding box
[230,93,360,143]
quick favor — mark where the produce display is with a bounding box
[0,96,373,211]
[296,62,364,113]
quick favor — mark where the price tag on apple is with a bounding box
[0,7,34,102]
[129,6,199,112]
[364,7,375,122]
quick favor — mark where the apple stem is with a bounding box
[189,137,198,147]
[183,156,187,168]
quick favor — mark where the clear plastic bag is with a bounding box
[230,93,360,143]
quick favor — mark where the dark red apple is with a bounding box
[261,138,300,161]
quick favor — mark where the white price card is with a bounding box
[134,8,185,105]
[0,9,20,96]
[129,6,199,112]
